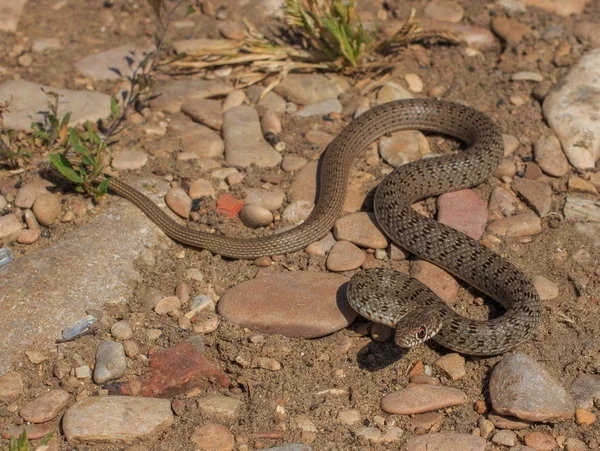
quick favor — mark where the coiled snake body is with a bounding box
[105,99,541,356]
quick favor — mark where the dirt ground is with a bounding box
[1,0,600,450]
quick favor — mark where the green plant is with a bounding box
[284,0,374,67]
[31,89,71,149]
[8,428,53,451]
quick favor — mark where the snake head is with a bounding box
[394,309,443,348]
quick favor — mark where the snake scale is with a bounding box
[103,98,541,356]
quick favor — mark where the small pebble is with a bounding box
[239,205,273,228]
[154,296,182,315]
[523,431,558,451]
[165,188,192,219]
[32,193,61,226]
[111,320,133,340]
[326,241,365,271]
[491,429,517,446]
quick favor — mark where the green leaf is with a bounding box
[68,128,86,154]
[110,96,120,119]
[96,178,109,197]
[60,112,71,129]
[49,153,84,184]
[87,122,100,145]
[185,4,196,17]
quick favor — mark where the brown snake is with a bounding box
[99,99,540,355]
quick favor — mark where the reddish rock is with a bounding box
[216,194,244,219]
[2,421,55,440]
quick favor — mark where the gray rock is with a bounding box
[0,80,112,131]
[76,44,152,80]
[149,79,233,113]
[243,187,285,211]
[111,149,148,170]
[32,38,61,53]
[274,74,349,105]
[223,105,282,168]
[62,396,173,442]
[379,130,431,167]
[402,432,486,451]
[564,197,600,222]
[93,340,127,384]
[543,49,600,169]
[295,99,342,117]
[197,396,241,420]
[0,214,23,245]
[489,353,576,422]
[0,0,27,32]
[511,178,552,217]
[381,385,468,415]
[570,373,600,409]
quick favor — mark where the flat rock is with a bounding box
[570,373,600,409]
[0,80,111,131]
[76,44,152,80]
[0,213,24,245]
[62,396,173,442]
[20,389,70,423]
[291,161,318,203]
[197,396,241,420]
[94,340,127,384]
[274,74,349,105]
[533,135,570,177]
[112,149,148,170]
[218,272,355,338]
[0,0,27,32]
[488,186,520,220]
[190,423,235,451]
[424,0,464,23]
[326,241,365,271]
[409,260,458,305]
[149,79,233,113]
[0,179,167,375]
[489,353,576,422]
[296,99,342,117]
[2,422,54,440]
[181,98,223,131]
[511,178,553,217]
[487,212,542,238]
[0,371,24,399]
[223,106,282,168]
[402,432,486,451]
[563,196,600,222]
[519,0,590,16]
[543,49,600,169]
[531,275,559,300]
[379,130,431,167]
[437,189,488,240]
[381,384,467,414]
[333,212,388,249]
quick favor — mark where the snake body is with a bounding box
[105,98,540,355]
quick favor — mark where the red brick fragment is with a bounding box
[216,194,244,218]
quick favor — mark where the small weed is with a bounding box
[8,428,53,451]
[31,89,71,149]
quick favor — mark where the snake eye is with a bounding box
[416,327,427,340]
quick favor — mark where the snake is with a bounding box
[95,98,540,356]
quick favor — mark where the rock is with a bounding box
[223,106,282,168]
[337,409,362,425]
[2,422,54,440]
[574,21,600,48]
[434,353,466,381]
[181,98,223,131]
[32,193,62,226]
[0,371,24,399]
[487,413,532,430]
[379,130,431,167]
[326,241,365,271]
[511,178,552,217]
[377,82,413,104]
[0,80,111,131]
[165,187,192,219]
[257,92,287,115]
[169,118,224,158]
[531,275,559,301]
[282,155,308,172]
[291,161,318,203]
[491,17,530,43]
[518,0,590,16]
[261,110,282,135]
[503,134,520,157]
[14,179,54,209]
[240,205,273,228]
[523,431,557,451]
[524,162,543,180]
[0,0,27,32]
[274,74,349,105]
[333,212,388,249]
[533,135,570,177]
[409,260,458,305]
[575,408,596,425]
[197,396,241,420]
[408,20,499,52]
[76,44,152,80]
[424,0,464,23]
[111,320,133,340]
[216,194,244,219]
[190,423,234,451]
[149,79,232,113]
[565,437,590,451]
[219,20,245,40]
[402,432,486,451]
[282,200,314,224]
[511,71,544,82]
[489,353,576,422]
[543,49,600,169]
[188,179,215,199]
[488,186,520,220]
[570,373,600,409]
[32,38,61,53]
[496,0,527,13]
[487,212,542,237]
[112,149,148,170]
[496,159,517,179]
[62,396,173,442]
[218,272,356,338]
[305,232,336,256]
[296,99,342,117]
[154,296,181,315]
[94,340,127,384]
[0,214,24,245]
[491,430,517,446]
[244,187,285,211]
[223,90,246,112]
[563,197,600,222]
[17,228,41,245]
[568,176,598,194]
[20,389,69,423]
[381,384,467,414]
[437,189,488,240]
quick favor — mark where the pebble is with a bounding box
[17,228,41,244]
[244,187,285,211]
[14,179,54,209]
[337,409,362,425]
[149,79,232,113]
[165,187,192,219]
[111,149,148,170]
[19,389,69,423]
[240,205,273,228]
[218,272,356,338]
[524,162,543,180]
[492,429,517,446]
[170,120,224,158]
[0,213,24,244]
[489,186,520,220]
[274,74,349,105]
[495,159,517,179]
[282,155,308,172]
[410,412,444,432]
[189,179,215,199]
[563,197,600,222]
[379,130,431,167]
[377,82,413,103]
[111,320,133,340]
[381,384,467,414]
[543,49,600,169]
[478,418,495,439]
[76,44,151,80]
[190,423,235,450]
[511,71,544,82]
[257,92,287,115]
[565,437,589,451]
[181,98,223,131]
[197,396,241,420]
[355,426,403,444]
[223,106,282,168]
[305,129,334,145]
[574,21,600,48]
[523,431,558,451]
[511,178,552,217]
[155,296,182,315]
[575,408,596,425]
[216,194,244,218]
[437,189,488,240]
[434,353,466,381]
[403,432,486,451]
[261,109,282,135]
[487,413,531,430]
[222,90,246,112]
[282,200,314,224]
[424,0,464,23]
[487,212,542,238]
[296,99,342,117]
[24,209,40,230]
[568,176,598,195]
[93,340,127,384]
[518,0,589,16]
[503,134,520,157]
[491,17,530,44]
[218,20,245,40]
[62,396,173,442]
[489,353,576,422]
[31,193,61,226]
[25,350,47,364]
[333,212,388,249]
[2,422,54,440]
[570,373,600,409]
[305,232,336,256]
[404,73,424,93]
[531,275,559,300]
[410,260,458,305]
[533,135,570,177]
[326,241,365,271]
[496,0,527,13]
